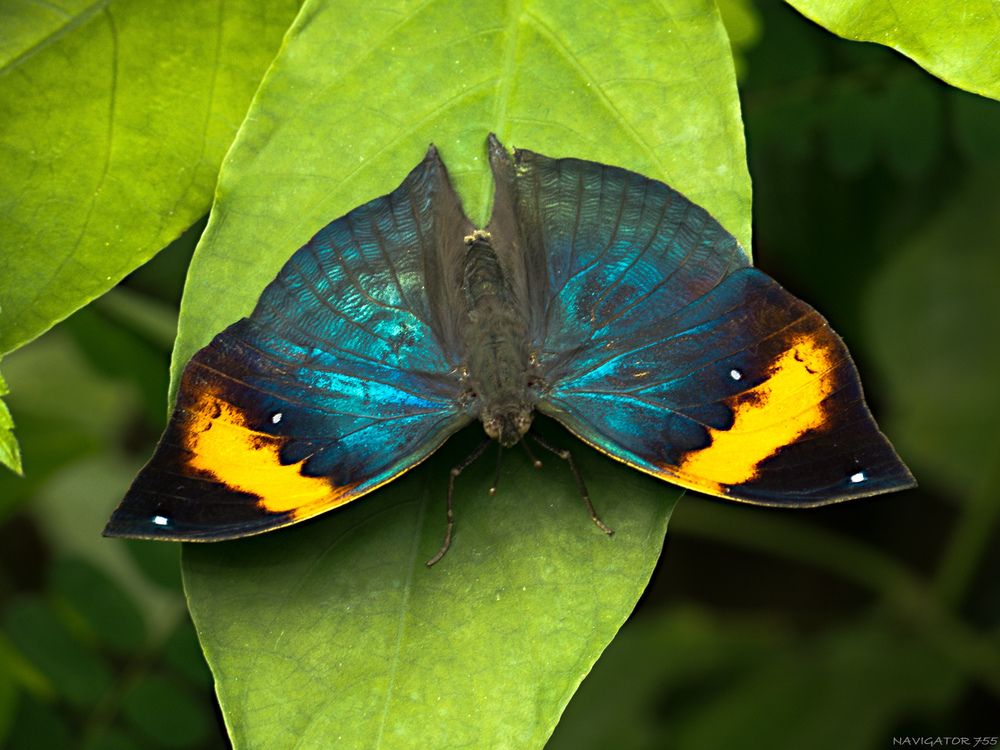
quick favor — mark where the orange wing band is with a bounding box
[674,331,838,492]
[183,384,357,519]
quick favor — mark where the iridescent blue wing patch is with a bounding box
[104,148,474,540]
[106,135,914,549]
[492,143,914,504]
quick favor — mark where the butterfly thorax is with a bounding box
[462,230,535,447]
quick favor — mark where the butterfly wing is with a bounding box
[495,145,914,504]
[105,147,476,540]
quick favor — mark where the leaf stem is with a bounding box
[92,288,179,351]
[932,430,1000,608]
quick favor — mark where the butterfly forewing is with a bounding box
[503,147,915,504]
[104,148,474,541]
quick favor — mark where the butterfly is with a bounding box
[104,134,915,564]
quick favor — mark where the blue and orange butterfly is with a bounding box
[104,135,915,563]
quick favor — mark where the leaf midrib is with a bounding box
[0,0,112,76]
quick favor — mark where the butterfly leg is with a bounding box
[490,437,544,496]
[489,442,503,496]
[529,431,614,537]
[426,437,494,566]
[519,438,543,469]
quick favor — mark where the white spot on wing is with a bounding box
[850,471,865,483]
[152,515,169,526]
[272,412,283,424]
[730,369,742,381]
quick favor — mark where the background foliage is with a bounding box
[2,0,999,748]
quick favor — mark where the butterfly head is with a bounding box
[481,401,533,448]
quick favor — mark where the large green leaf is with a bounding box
[178,0,749,747]
[785,0,1000,101]
[186,427,679,749]
[0,0,301,356]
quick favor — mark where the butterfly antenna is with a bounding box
[427,437,493,567]
[529,430,614,537]
[520,437,543,468]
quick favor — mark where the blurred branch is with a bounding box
[671,498,1000,697]
[92,288,178,352]
[932,430,1000,608]
[0,630,54,700]
[740,62,895,111]
[671,498,916,594]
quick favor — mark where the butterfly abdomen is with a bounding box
[462,230,536,446]
[463,230,511,309]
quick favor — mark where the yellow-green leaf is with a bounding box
[785,0,1000,100]
[0,0,301,357]
[0,363,22,475]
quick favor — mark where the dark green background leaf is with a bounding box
[49,557,146,654]
[548,609,962,750]
[0,330,138,522]
[864,169,1000,496]
[2,596,112,709]
[122,674,212,748]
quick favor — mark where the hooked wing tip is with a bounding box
[419,143,451,184]
[487,133,515,180]
[487,132,504,152]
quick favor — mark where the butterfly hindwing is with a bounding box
[104,148,474,540]
[501,147,914,504]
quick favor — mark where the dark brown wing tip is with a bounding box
[101,512,140,539]
[417,143,453,192]
[101,521,154,540]
[897,462,918,491]
[486,132,540,164]
[424,143,442,164]
[487,133,514,179]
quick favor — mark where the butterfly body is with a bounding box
[461,230,538,447]
[104,135,914,545]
